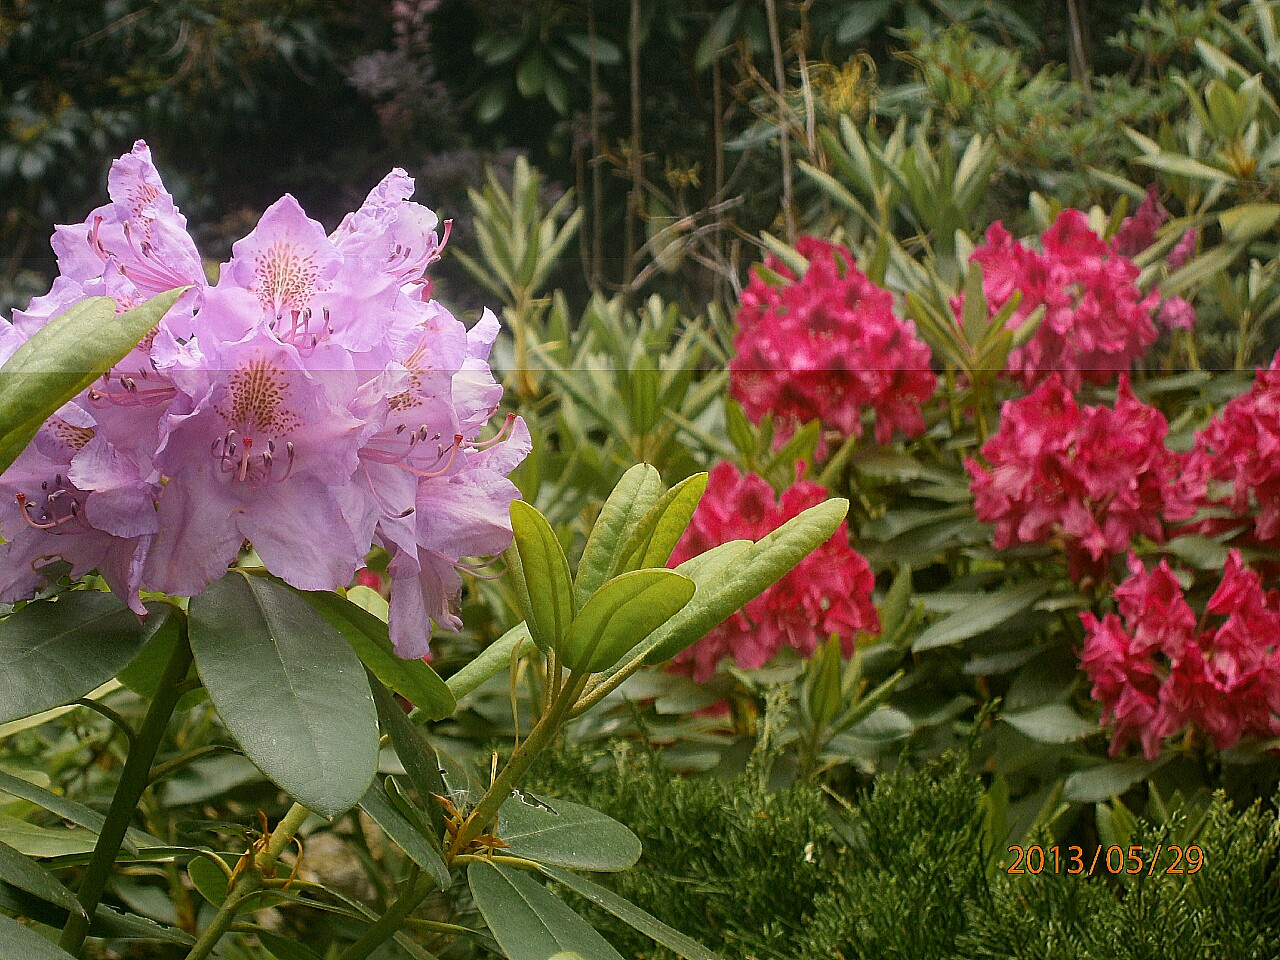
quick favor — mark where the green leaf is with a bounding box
[559,570,694,674]
[0,914,77,959]
[368,675,446,828]
[912,582,1049,652]
[575,464,664,605]
[304,590,454,720]
[517,53,547,97]
[254,929,326,960]
[469,861,624,960]
[538,864,723,960]
[0,289,188,475]
[836,0,892,43]
[116,606,192,701]
[446,622,532,701]
[1219,203,1280,242]
[188,573,379,819]
[0,768,156,854]
[0,592,164,725]
[0,837,86,919]
[644,499,849,664]
[359,780,449,886]
[1063,757,1168,803]
[509,500,575,654]
[618,473,708,573]
[0,816,97,857]
[1002,703,1098,744]
[1134,152,1232,183]
[497,795,641,872]
[563,33,622,66]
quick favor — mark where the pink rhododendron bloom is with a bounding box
[967,374,1193,580]
[962,210,1160,389]
[667,462,879,682]
[730,236,936,453]
[1112,185,1169,257]
[0,141,527,657]
[1186,354,1280,546]
[1081,552,1280,758]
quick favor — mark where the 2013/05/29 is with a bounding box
[1006,844,1204,877]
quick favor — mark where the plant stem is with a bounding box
[181,802,311,960]
[447,674,588,860]
[59,622,194,956]
[765,0,796,242]
[337,865,434,960]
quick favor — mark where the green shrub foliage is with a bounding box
[532,745,1280,960]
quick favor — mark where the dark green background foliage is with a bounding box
[531,745,1280,960]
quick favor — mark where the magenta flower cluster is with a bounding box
[729,236,936,451]
[967,374,1195,581]
[965,210,1163,389]
[1187,356,1280,548]
[0,142,528,658]
[1081,552,1280,758]
[668,462,879,682]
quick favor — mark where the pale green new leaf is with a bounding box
[559,569,694,674]
[510,500,575,653]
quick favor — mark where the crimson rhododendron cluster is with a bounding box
[965,210,1161,388]
[0,142,528,657]
[1081,552,1280,758]
[967,374,1194,581]
[729,235,936,451]
[1187,356,1280,547]
[668,462,879,682]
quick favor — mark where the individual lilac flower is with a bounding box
[145,329,369,597]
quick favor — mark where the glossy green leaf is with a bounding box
[575,464,663,604]
[509,500,575,653]
[1002,703,1098,744]
[0,289,188,475]
[188,573,379,819]
[538,864,723,960]
[305,590,454,720]
[0,592,164,725]
[644,499,848,664]
[358,779,449,886]
[115,607,192,700]
[497,795,641,872]
[559,570,694,674]
[912,582,1049,652]
[0,914,77,959]
[469,861,624,960]
[0,838,85,919]
[807,635,845,730]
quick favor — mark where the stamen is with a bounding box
[467,413,518,451]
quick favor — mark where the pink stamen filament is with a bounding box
[87,370,176,407]
[467,413,518,450]
[15,487,83,532]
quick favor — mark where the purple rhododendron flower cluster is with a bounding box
[0,141,528,658]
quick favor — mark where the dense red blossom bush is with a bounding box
[967,374,1194,580]
[1081,552,1280,758]
[965,210,1160,389]
[668,462,879,682]
[730,236,936,451]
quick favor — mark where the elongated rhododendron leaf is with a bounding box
[616,472,708,573]
[574,463,663,604]
[188,572,378,819]
[0,593,166,725]
[0,289,187,475]
[469,861,624,960]
[498,795,642,871]
[558,569,694,674]
[305,590,454,720]
[0,914,78,960]
[508,499,575,653]
[643,499,849,665]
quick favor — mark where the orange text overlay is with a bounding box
[1005,844,1204,877]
